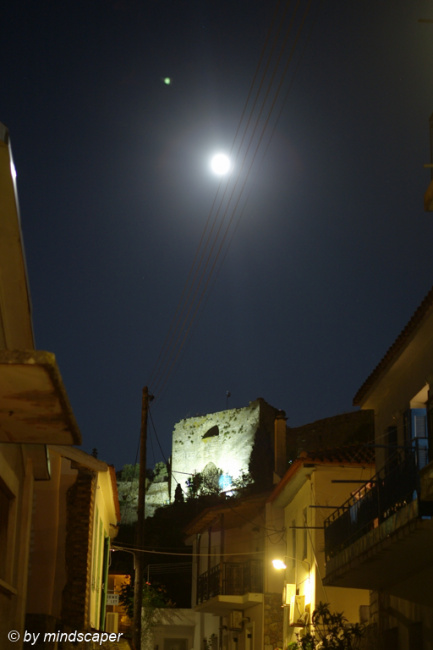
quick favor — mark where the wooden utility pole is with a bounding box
[133,386,150,650]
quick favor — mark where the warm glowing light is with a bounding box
[210,153,231,176]
[272,559,287,570]
[303,577,312,605]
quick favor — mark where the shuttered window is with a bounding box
[408,408,428,469]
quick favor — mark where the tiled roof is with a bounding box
[299,444,375,465]
[287,410,374,457]
[183,493,269,536]
[269,444,375,503]
[353,284,433,405]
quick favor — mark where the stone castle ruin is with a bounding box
[117,398,285,520]
[170,398,283,501]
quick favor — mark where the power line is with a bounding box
[112,543,265,558]
[148,403,169,465]
[147,1,285,395]
[149,0,315,403]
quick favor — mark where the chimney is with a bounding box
[274,410,287,481]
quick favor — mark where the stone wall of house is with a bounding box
[62,466,96,631]
[287,410,374,459]
[263,592,284,650]
[170,398,279,500]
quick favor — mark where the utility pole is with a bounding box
[133,386,150,650]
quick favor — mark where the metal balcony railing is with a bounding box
[197,559,263,604]
[324,445,427,561]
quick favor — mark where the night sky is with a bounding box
[3,1,433,471]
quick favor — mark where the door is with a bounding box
[163,639,188,650]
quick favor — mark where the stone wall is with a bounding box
[145,480,170,518]
[287,410,374,459]
[263,592,284,650]
[62,467,95,630]
[117,477,169,522]
[117,477,139,524]
[170,398,279,500]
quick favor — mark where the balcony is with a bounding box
[323,447,433,604]
[196,560,263,614]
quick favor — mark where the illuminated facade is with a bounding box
[26,447,120,635]
[324,285,433,649]
[184,493,278,650]
[170,398,282,500]
[0,124,82,649]
[182,447,374,650]
[267,450,374,649]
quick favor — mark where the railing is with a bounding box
[324,446,424,561]
[197,559,263,604]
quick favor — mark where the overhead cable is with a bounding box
[149,0,315,402]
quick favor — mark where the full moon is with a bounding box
[210,153,231,176]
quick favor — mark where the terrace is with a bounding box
[323,445,433,604]
[196,559,263,613]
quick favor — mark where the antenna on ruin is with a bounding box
[226,390,231,409]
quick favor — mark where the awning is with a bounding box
[0,349,82,445]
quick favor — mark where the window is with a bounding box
[385,425,398,471]
[302,508,308,561]
[0,487,11,579]
[245,625,254,650]
[291,519,296,570]
[0,475,16,587]
[202,425,219,439]
[406,408,428,469]
[383,628,398,647]
[409,622,423,649]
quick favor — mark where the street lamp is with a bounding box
[272,556,311,571]
[272,556,312,626]
[272,559,287,570]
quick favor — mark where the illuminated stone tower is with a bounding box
[169,397,282,500]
